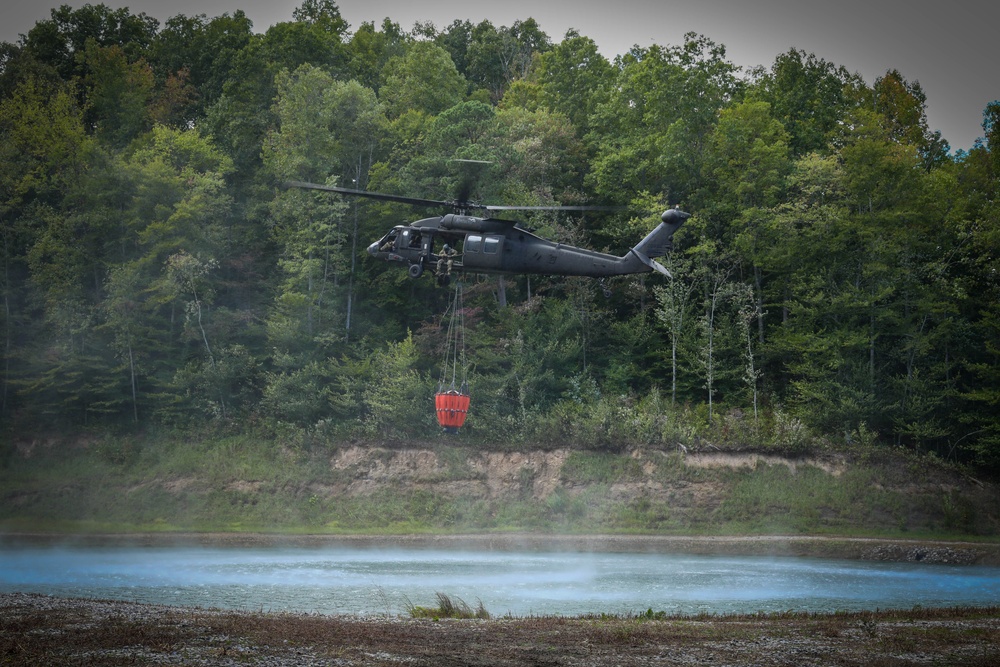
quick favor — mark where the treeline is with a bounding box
[1,2,998,467]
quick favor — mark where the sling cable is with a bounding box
[435,282,470,433]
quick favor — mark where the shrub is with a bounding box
[407,592,490,619]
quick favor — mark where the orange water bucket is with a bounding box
[434,390,470,433]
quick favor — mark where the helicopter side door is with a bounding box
[460,234,504,272]
[397,228,434,257]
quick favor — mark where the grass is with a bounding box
[560,450,645,484]
[406,592,491,620]
[1,430,997,539]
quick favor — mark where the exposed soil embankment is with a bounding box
[314,444,1000,538]
[4,438,1000,541]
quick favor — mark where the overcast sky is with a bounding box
[3,0,997,151]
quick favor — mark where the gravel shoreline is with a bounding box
[3,591,999,666]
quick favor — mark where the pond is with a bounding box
[3,541,999,617]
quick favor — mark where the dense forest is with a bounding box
[1,2,998,469]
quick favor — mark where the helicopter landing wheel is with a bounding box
[408,263,424,279]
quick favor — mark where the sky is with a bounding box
[2,0,997,152]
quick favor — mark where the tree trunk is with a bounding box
[497,276,507,308]
[127,341,138,424]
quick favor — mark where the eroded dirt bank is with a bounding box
[7,439,1000,539]
[3,592,999,667]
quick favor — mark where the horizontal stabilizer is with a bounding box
[631,248,672,277]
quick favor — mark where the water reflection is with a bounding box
[2,543,999,616]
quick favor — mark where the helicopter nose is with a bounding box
[367,241,380,256]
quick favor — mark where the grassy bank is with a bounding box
[2,430,998,541]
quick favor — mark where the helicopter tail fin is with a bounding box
[627,208,690,277]
[635,208,690,258]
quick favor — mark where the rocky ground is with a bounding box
[3,592,999,666]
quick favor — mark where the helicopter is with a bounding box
[284,179,690,286]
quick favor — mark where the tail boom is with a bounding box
[621,207,690,277]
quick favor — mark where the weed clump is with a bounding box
[407,592,490,620]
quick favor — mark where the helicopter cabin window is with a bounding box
[483,237,500,254]
[465,235,482,253]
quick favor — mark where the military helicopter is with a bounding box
[284,177,689,286]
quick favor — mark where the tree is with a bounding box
[689,237,741,424]
[0,75,97,423]
[434,19,475,79]
[78,41,154,148]
[465,19,551,102]
[22,4,159,81]
[113,126,235,421]
[379,41,466,117]
[535,30,613,135]
[164,250,217,366]
[263,65,353,359]
[949,101,1000,466]
[205,10,349,172]
[698,100,792,352]
[655,253,698,405]
[121,125,233,268]
[589,33,741,205]
[873,69,949,167]
[346,19,408,92]
[101,263,145,423]
[0,76,89,202]
[703,100,791,213]
[750,49,863,156]
[361,332,430,438]
[150,11,254,119]
[292,0,349,32]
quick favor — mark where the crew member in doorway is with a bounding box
[436,243,458,285]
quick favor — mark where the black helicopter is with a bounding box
[285,179,689,285]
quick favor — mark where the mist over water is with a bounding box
[3,543,999,616]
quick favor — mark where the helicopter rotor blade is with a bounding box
[283,181,451,208]
[285,181,625,216]
[484,205,624,212]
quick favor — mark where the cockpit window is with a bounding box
[483,237,500,254]
[466,235,482,253]
[378,230,398,251]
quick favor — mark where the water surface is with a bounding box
[3,543,999,616]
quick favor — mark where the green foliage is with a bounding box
[79,42,155,148]
[749,48,863,156]
[589,33,741,204]
[0,8,998,471]
[464,19,550,103]
[408,592,491,620]
[535,30,613,134]
[561,451,643,483]
[703,100,791,211]
[380,42,467,117]
[360,333,435,439]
